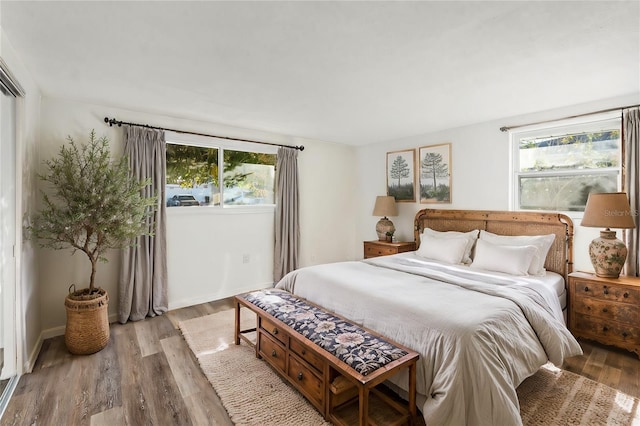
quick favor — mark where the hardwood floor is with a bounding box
[1,298,639,425]
[2,298,236,426]
[562,338,640,399]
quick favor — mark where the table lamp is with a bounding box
[581,192,636,278]
[372,196,398,241]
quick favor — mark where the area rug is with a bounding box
[179,308,330,426]
[180,309,640,426]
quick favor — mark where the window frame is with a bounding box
[509,112,622,214]
[165,131,278,212]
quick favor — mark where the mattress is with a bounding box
[519,270,567,311]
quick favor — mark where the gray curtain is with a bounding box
[274,147,300,283]
[624,107,640,276]
[119,126,168,323]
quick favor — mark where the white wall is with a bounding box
[355,93,640,272]
[37,97,357,333]
[166,208,276,309]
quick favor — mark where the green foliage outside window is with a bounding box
[514,124,621,211]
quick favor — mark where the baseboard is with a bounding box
[168,282,273,311]
[41,325,65,341]
[24,332,45,374]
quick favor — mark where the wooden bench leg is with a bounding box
[409,362,417,425]
[359,386,369,426]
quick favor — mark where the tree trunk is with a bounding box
[89,257,97,292]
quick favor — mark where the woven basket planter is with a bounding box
[64,288,110,355]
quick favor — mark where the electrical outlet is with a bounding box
[242,254,250,264]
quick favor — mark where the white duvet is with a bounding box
[275,252,582,426]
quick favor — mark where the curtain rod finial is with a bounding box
[104,117,123,127]
[299,145,304,151]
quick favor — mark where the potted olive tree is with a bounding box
[29,130,156,354]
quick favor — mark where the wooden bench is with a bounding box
[235,289,419,426]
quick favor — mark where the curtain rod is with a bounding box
[499,103,640,132]
[104,117,304,151]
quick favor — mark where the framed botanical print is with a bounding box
[386,149,416,202]
[418,143,451,203]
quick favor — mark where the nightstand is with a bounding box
[568,271,640,357]
[363,240,416,259]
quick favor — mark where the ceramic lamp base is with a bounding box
[376,217,395,241]
[589,229,628,278]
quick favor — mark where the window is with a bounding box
[165,133,276,208]
[511,115,621,212]
[223,150,276,205]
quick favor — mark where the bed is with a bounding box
[275,209,583,426]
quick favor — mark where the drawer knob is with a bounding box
[272,328,278,335]
[603,326,609,332]
[297,372,303,381]
[602,308,608,313]
[271,350,277,357]
[301,349,306,355]
[622,332,629,338]
[624,292,630,298]
[584,286,589,292]
[603,288,609,295]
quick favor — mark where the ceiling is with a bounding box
[1,1,638,146]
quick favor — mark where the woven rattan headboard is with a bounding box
[414,209,574,280]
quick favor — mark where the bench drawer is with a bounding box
[290,338,324,373]
[288,353,324,409]
[260,316,288,345]
[259,332,286,372]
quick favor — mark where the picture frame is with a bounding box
[418,143,451,203]
[386,149,416,202]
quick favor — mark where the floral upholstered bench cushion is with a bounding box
[242,289,408,376]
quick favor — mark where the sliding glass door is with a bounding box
[0,57,24,411]
[0,90,16,382]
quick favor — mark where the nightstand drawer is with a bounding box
[573,313,640,344]
[572,296,639,322]
[572,279,640,304]
[365,245,398,257]
[363,241,416,259]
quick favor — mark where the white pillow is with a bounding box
[479,230,555,276]
[416,233,469,264]
[422,228,479,264]
[470,239,537,276]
